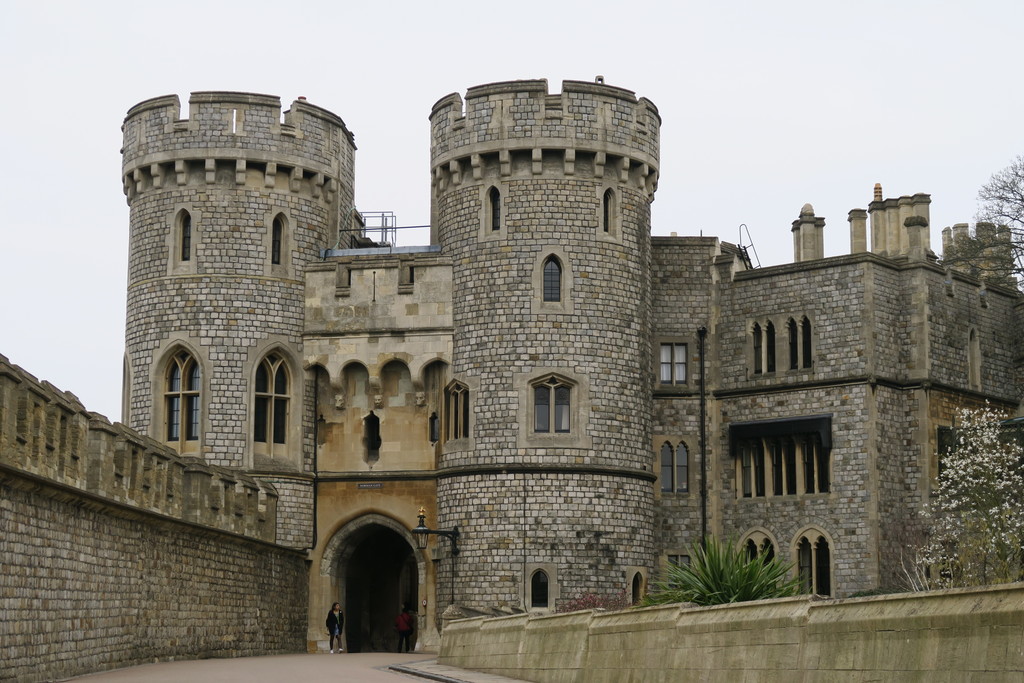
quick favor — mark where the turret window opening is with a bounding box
[271,215,283,265]
[543,257,562,302]
[179,210,192,262]
[445,382,470,440]
[602,188,615,233]
[534,376,571,433]
[488,186,501,231]
[765,322,776,372]
[165,351,200,451]
[254,353,289,452]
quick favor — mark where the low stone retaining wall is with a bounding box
[440,585,1024,681]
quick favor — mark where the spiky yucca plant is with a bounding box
[641,536,802,607]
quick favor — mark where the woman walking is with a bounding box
[326,602,344,653]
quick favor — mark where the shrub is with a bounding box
[641,536,802,607]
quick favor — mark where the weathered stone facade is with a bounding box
[3,77,1021,674]
[113,79,1024,641]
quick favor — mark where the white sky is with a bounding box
[2,0,1022,420]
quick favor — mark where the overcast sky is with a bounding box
[2,0,1022,420]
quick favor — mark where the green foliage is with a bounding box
[641,536,802,607]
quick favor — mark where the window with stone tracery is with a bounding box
[164,350,201,454]
[254,353,289,457]
[445,381,470,441]
[659,440,689,493]
[742,532,777,563]
[796,532,832,596]
[533,376,571,433]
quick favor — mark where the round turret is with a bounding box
[429,79,660,611]
[121,92,355,547]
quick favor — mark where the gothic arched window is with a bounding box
[543,257,562,302]
[530,570,549,608]
[165,350,200,453]
[797,533,832,596]
[488,186,501,231]
[534,376,571,433]
[271,215,284,265]
[254,353,289,453]
[178,210,192,262]
[801,316,813,368]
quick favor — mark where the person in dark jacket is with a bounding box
[326,602,344,653]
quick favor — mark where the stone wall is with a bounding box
[440,585,1024,682]
[0,355,308,682]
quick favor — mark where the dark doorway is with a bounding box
[343,524,417,653]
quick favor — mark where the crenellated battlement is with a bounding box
[941,221,1017,288]
[0,353,279,542]
[429,79,660,196]
[121,91,355,206]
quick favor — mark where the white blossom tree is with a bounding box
[922,405,1024,587]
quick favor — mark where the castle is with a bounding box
[3,78,1020,669]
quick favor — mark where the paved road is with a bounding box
[67,652,530,683]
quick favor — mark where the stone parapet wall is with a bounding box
[0,354,307,683]
[430,79,660,173]
[122,92,354,201]
[440,586,1024,682]
[1,477,307,683]
[0,354,278,540]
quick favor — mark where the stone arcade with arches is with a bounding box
[115,80,1021,653]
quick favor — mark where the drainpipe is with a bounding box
[698,326,708,550]
[307,370,320,550]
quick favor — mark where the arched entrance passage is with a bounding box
[320,514,421,653]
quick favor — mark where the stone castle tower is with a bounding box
[429,80,662,608]
[121,92,356,546]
